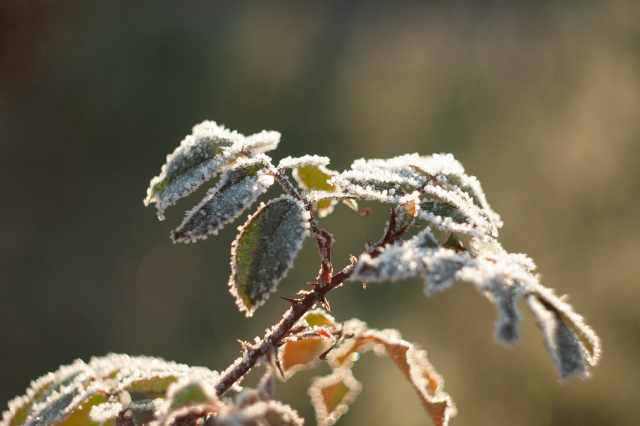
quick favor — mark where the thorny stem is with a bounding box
[214,167,408,397]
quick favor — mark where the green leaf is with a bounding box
[420,201,469,225]
[171,156,275,243]
[304,309,336,328]
[168,381,216,410]
[144,121,244,219]
[229,196,310,316]
[293,164,343,218]
[53,395,112,426]
[122,376,179,396]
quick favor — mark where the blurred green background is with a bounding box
[1,1,639,425]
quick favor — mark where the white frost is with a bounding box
[229,195,311,317]
[171,155,275,243]
[144,121,280,219]
[278,155,331,170]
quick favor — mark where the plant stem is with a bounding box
[214,263,355,396]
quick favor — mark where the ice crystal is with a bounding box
[229,195,311,317]
[89,401,122,425]
[144,121,280,219]
[278,155,331,170]
[243,130,281,153]
[171,155,275,243]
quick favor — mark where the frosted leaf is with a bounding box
[144,122,280,219]
[89,402,122,425]
[243,130,281,153]
[351,230,530,344]
[278,155,330,170]
[329,169,413,203]
[420,202,468,225]
[352,228,471,284]
[351,217,600,373]
[171,155,275,243]
[332,153,502,237]
[526,295,587,379]
[308,370,362,426]
[323,320,455,426]
[229,196,311,317]
[166,379,217,410]
[2,394,31,426]
[26,386,108,426]
[287,159,357,218]
[529,283,600,366]
[421,248,472,296]
[215,397,303,426]
[278,310,336,380]
[418,185,496,238]
[360,330,454,426]
[410,156,502,233]
[9,359,109,426]
[279,337,333,381]
[51,394,113,426]
[483,275,523,343]
[303,191,356,204]
[115,357,221,396]
[154,378,219,424]
[302,309,337,328]
[144,121,245,219]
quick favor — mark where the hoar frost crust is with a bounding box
[1,354,223,426]
[171,155,275,243]
[331,153,502,238]
[278,155,331,170]
[229,195,311,317]
[351,227,600,377]
[144,121,280,219]
[2,354,307,426]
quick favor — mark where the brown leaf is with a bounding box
[308,370,361,426]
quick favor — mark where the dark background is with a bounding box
[1,1,639,425]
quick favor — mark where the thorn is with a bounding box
[237,340,254,351]
[319,348,331,361]
[307,281,317,286]
[362,279,367,290]
[349,254,358,263]
[278,296,301,305]
[274,352,285,379]
[365,238,371,247]
[320,297,331,313]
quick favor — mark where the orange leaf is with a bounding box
[309,370,361,426]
